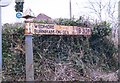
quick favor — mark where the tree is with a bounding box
[86,0,118,22]
[86,0,118,54]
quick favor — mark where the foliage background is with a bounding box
[2,19,118,81]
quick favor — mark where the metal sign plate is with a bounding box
[25,23,91,35]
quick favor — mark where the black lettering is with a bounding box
[78,28,82,33]
[48,30,54,33]
[83,28,87,35]
[56,30,61,33]
[34,29,55,34]
[37,24,54,29]
[63,30,69,35]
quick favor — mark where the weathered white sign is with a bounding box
[25,23,91,35]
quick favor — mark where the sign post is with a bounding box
[22,8,35,81]
[25,32,34,81]
[23,8,91,81]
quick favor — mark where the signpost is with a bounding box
[23,8,91,81]
[22,8,35,81]
[24,22,91,81]
[24,19,91,81]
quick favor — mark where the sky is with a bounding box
[1,0,90,24]
[1,0,119,24]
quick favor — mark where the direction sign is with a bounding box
[25,23,91,35]
[16,12,22,18]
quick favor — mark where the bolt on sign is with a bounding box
[25,23,91,35]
